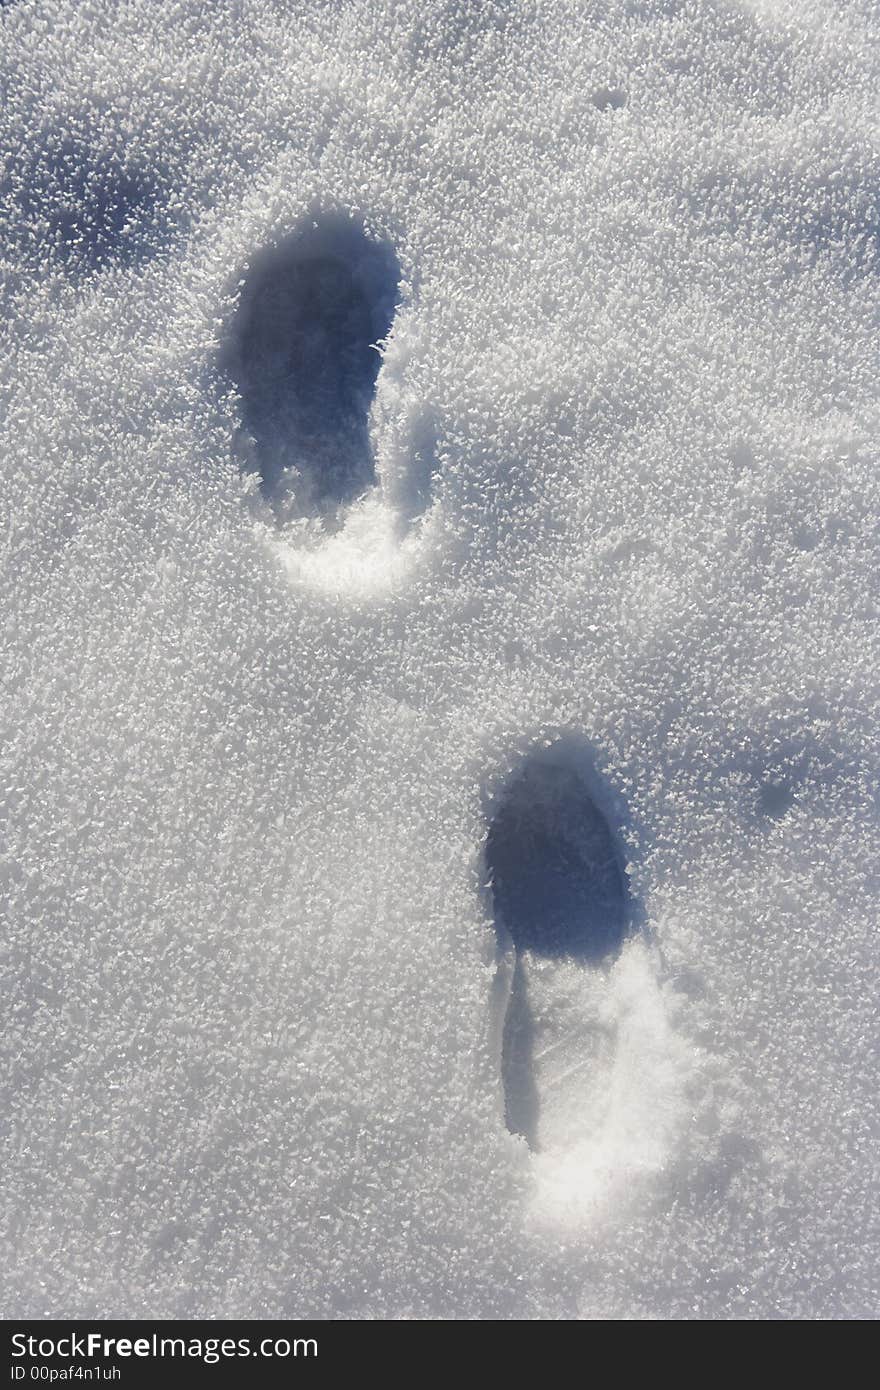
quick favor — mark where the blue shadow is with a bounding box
[225,214,400,521]
[486,743,635,962]
[6,136,165,276]
[485,738,639,1145]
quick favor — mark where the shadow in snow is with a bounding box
[485,741,637,1148]
[225,215,400,524]
[4,133,166,276]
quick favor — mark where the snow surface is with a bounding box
[1,0,878,1319]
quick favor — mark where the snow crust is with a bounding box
[1,0,878,1319]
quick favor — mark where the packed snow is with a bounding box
[1,0,878,1319]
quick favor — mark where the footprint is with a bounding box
[225,214,400,526]
[485,740,635,1153]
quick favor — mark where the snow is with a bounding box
[1,0,878,1319]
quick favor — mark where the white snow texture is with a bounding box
[1,0,878,1320]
